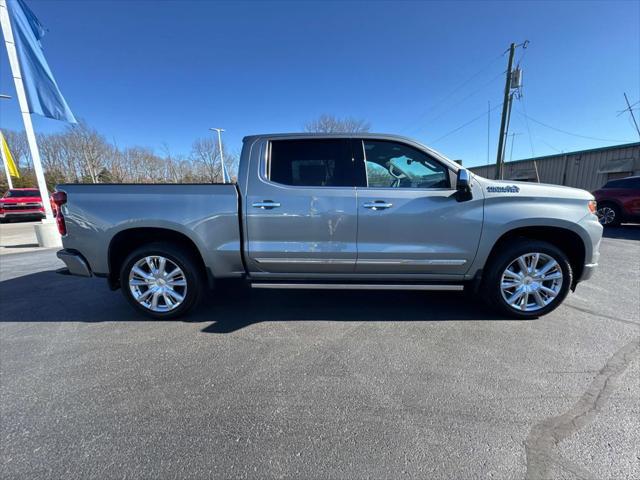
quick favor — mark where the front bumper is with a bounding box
[57,249,92,277]
[579,262,598,282]
[0,209,45,219]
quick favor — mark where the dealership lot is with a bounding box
[0,222,638,479]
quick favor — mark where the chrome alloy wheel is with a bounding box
[596,206,616,225]
[500,253,563,312]
[128,256,187,313]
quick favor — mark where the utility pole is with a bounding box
[209,128,231,183]
[494,43,516,180]
[487,100,491,165]
[508,132,522,162]
[623,93,640,138]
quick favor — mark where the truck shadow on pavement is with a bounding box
[197,287,503,333]
[0,270,509,331]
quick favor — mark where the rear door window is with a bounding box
[268,139,354,187]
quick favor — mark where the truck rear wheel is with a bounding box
[482,239,572,319]
[120,242,204,319]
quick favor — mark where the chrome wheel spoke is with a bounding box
[151,290,160,309]
[132,266,153,281]
[530,253,540,270]
[517,256,528,274]
[500,252,564,312]
[166,288,184,303]
[157,257,167,276]
[163,292,174,308]
[532,290,545,307]
[503,269,521,280]
[145,257,156,274]
[129,255,187,313]
[166,268,182,280]
[537,259,558,277]
[137,287,155,302]
[507,287,525,304]
[541,271,562,281]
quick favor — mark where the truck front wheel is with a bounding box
[482,239,573,319]
[120,242,204,319]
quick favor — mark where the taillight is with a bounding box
[588,200,597,214]
[51,191,67,235]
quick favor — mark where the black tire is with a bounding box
[596,202,621,227]
[120,242,205,319]
[482,239,572,319]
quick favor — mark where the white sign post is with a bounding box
[0,0,60,247]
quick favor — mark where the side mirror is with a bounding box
[456,169,472,202]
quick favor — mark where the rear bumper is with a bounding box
[57,249,92,277]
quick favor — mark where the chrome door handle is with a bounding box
[363,201,393,210]
[252,200,281,209]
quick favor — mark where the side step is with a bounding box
[250,283,464,291]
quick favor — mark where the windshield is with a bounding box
[4,190,40,198]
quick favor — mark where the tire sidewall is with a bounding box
[484,240,572,319]
[120,243,202,319]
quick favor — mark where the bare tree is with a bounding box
[304,114,371,133]
[190,136,236,183]
[2,130,30,170]
[64,121,110,183]
[1,122,239,191]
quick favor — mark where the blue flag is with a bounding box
[7,0,76,123]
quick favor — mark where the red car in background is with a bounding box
[0,188,46,222]
[593,176,640,226]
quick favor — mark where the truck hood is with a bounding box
[473,175,594,201]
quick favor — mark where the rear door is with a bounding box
[244,138,358,274]
[354,138,483,276]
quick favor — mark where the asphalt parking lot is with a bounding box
[0,221,638,479]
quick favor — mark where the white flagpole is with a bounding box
[0,0,54,219]
[0,131,15,189]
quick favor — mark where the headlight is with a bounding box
[588,200,597,214]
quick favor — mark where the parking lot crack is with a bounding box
[524,337,640,480]
[563,303,640,327]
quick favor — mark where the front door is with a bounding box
[245,138,358,274]
[354,139,483,276]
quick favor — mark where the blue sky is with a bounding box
[1,0,638,167]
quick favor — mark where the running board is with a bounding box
[250,283,464,291]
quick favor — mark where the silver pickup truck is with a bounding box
[54,133,602,319]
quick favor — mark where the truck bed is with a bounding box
[57,183,244,277]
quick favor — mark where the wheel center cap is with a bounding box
[523,276,532,285]
[156,278,166,286]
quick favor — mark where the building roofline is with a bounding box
[473,141,640,169]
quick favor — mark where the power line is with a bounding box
[400,52,504,133]
[514,110,635,143]
[415,71,504,132]
[431,102,503,144]
[622,93,640,138]
[518,96,536,157]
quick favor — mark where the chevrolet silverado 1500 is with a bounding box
[54,133,602,319]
